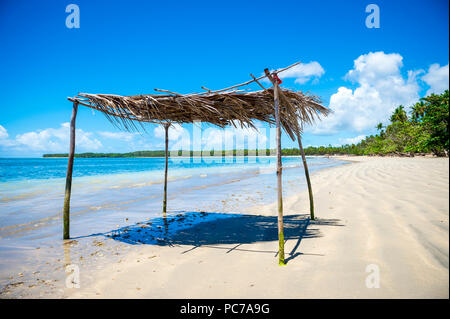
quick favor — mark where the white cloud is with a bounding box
[0,125,8,139]
[98,131,138,142]
[345,52,404,84]
[201,125,268,150]
[0,123,102,153]
[0,125,17,148]
[281,61,325,84]
[338,135,366,145]
[309,51,421,134]
[154,124,188,141]
[264,61,325,85]
[154,124,192,151]
[422,63,449,95]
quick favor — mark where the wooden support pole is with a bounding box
[254,70,315,222]
[265,68,285,265]
[274,82,286,265]
[296,132,315,220]
[63,101,78,240]
[163,123,169,215]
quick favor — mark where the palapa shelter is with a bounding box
[64,61,330,265]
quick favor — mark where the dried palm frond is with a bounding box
[74,88,330,140]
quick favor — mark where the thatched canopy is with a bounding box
[68,62,331,140]
[62,61,329,254]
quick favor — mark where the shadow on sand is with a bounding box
[76,212,343,263]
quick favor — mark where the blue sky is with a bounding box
[0,0,448,156]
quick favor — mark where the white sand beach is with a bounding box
[66,156,449,299]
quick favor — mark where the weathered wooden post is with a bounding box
[265,68,286,265]
[296,132,315,220]
[163,123,170,215]
[63,101,78,240]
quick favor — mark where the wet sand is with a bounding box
[65,156,448,298]
[1,156,448,298]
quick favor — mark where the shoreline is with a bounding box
[40,154,447,159]
[1,156,448,298]
[0,157,344,297]
[69,156,448,299]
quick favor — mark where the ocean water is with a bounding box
[0,156,347,296]
[0,156,347,240]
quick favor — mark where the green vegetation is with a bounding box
[302,90,449,157]
[44,91,448,158]
[44,150,170,158]
[43,150,275,158]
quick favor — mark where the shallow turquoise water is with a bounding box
[0,156,345,233]
[0,156,323,182]
[0,156,348,294]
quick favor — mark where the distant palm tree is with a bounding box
[411,101,426,122]
[390,105,408,123]
[376,122,383,130]
[376,122,385,137]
